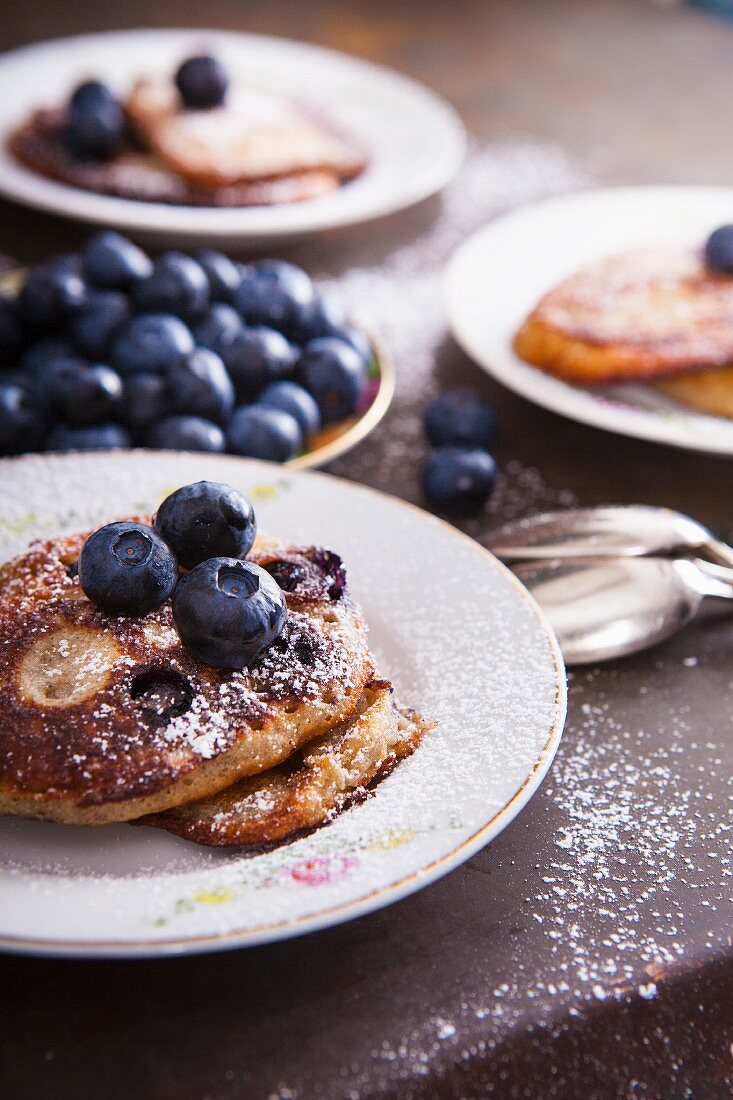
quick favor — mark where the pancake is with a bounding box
[655,366,733,418]
[141,679,429,847]
[514,247,733,385]
[9,109,341,207]
[0,529,374,825]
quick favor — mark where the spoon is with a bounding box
[487,506,733,568]
[514,555,733,664]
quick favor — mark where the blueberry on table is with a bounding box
[423,446,497,512]
[71,290,130,358]
[194,303,245,356]
[221,326,297,402]
[146,415,225,452]
[79,520,178,615]
[172,557,287,669]
[175,55,229,110]
[82,231,152,289]
[63,84,125,161]
[235,261,314,336]
[154,481,256,569]
[296,337,366,423]
[48,362,124,426]
[704,225,733,275]
[133,251,209,322]
[18,261,87,330]
[0,383,45,455]
[112,313,194,374]
[122,372,171,437]
[194,249,241,303]
[258,380,321,439]
[167,347,235,425]
[424,389,497,450]
[227,405,302,462]
[44,423,132,452]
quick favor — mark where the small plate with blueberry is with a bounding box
[0,231,394,466]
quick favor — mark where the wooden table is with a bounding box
[2,2,733,1097]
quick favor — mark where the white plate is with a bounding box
[0,451,564,957]
[0,29,466,246]
[445,185,733,456]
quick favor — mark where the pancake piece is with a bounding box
[141,680,430,847]
[125,82,367,190]
[514,247,733,384]
[0,530,374,825]
[655,366,733,418]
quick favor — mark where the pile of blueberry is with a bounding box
[0,231,375,460]
[80,480,287,669]
[422,389,498,512]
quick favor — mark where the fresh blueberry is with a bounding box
[704,225,733,275]
[79,520,178,615]
[0,383,45,455]
[63,83,125,160]
[323,325,373,368]
[423,446,497,512]
[26,354,87,404]
[112,313,194,374]
[82,231,152,289]
[221,326,297,402]
[167,347,235,425]
[44,423,131,451]
[70,81,117,112]
[193,249,241,302]
[258,380,321,439]
[296,337,365,423]
[226,405,302,461]
[172,557,287,669]
[154,481,256,569]
[122,372,171,437]
[47,362,123,426]
[424,389,497,450]
[235,261,314,336]
[134,251,209,322]
[71,290,130,358]
[146,415,225,452]
[18,260,87,329]
[175,55,228,110]
[290,290,346,344]
[20,336,75,373]
[0,297,23,360]
[193,302,245,356]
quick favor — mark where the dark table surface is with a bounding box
[3,2,733,1098]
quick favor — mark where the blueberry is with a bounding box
[21,336,76,373]
[424,389,497,450]
[48,362,123,426]
[146,415,225,452]
[423,446,497,512]
[324,325,373,368]
[235,261,314,336]
[79,520,178,615]
[134,251,209,322]
[18,260,86,329]
[296,337,365,423]
[194,249,241,302]
[112,313,194,374]
[175,55,228,110]
[0,383,45,455]
[226,405,302,461]
[82,231,152,289]
[123,372,171,437]
[27,354,87,404]
[221,326,297,402]
[704,225,733,275]
[71,290,130,358]
[154,481,256,569]
[290,290,346,344]
[63,84,125,160]
[258,380,321,439]
[172,557,287,669]
[44,423,131,452]
[0,297,23,360]
[193,302,245,356]
[167,347,235,425]
[70,81,117,113]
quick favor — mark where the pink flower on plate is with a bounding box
[286,855,357,886]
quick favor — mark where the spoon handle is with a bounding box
[700,537,733,570]
[691,556,733,599]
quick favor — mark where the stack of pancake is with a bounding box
[0,526,426,847]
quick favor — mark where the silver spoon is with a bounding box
[487,506,733,568]
[514,555,733,664]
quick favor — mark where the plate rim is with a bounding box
[0,453,566,958]
[0,27,467,241]
[444,183,733,457]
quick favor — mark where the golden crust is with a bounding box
[514,247,733,385]
[141,680,431,847]
[655,366,733,418]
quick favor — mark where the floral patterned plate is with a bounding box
[0,451,565,957]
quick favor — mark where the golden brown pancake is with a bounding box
[655,366,733,418]
[514,247,733,385]
[0,529,374,825]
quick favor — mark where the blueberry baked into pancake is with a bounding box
[0,481,429,845]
